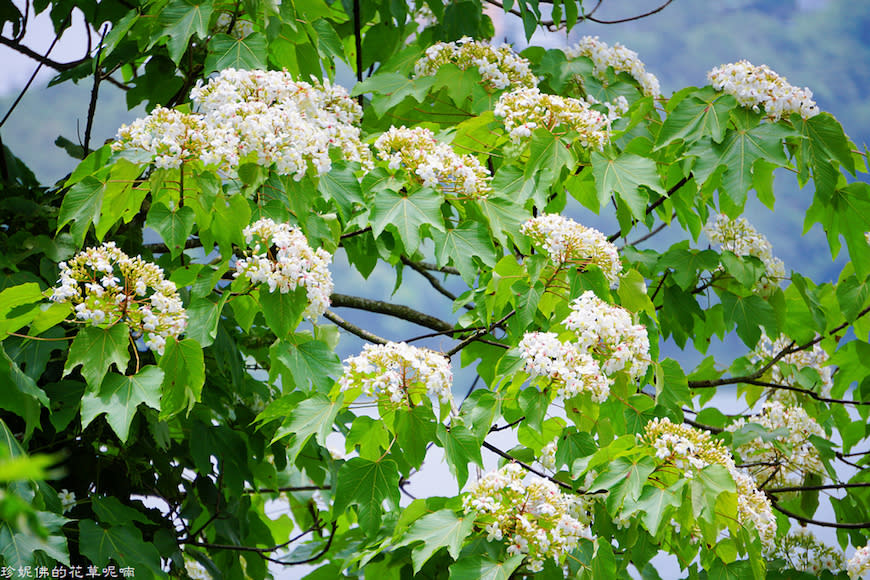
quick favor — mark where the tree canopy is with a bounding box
[1,1,870,578]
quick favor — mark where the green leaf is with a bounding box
[333,457,401,533]
[205,32,268,74]
[311,18,344,62]
[657,247,719,290]
[209,192,251,257]
[157,0,213,63]
[64,325,130,389]
[690,111,794,210]
[590,455,656,511]
[472,195,530,251]
[272,393,342,461]
[158,337,205,420]
[269,336,342,393]
[526,128,576,183]
[145,203,195,259]
[371,188,445,253]
[0,282,43,336]
[80,367,164,443]
[0,514,70,568]
[394,509,475,573]
[0,346,46,432]
[352,73,436,117]
[432,220,497,284]
[78,520,162,579]
[56,175,105,246]
[554,428,596,469]
[259,286,307,339]
[92,496,155,527]
[448,550,524,580]
[185,295,226,347]
[618,269,655,317]
[437,425,484,488]
[592,151,665,221]
[720,292,778,348]
[634,484,680,536]
[720,251,765,289]
[655,87,737,148]
[655,358,691,414]
[318,161,363,220]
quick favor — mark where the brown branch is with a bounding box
[689,304,870,390]
[330,293,453,332]
[445,309,514,357]
[401,256,465,304]
[278,522,338,566]
[771,500,870,529]
[607,176,689,242]
[83,24,110,155]
[0,33,88,72]
[586,0,675,24]
[323,310,388,345]
[767,482,870,494]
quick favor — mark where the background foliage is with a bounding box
[1,0,869,578]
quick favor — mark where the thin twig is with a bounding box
[771,501,870,529]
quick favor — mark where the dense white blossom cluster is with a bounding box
[374,126,492,198]
[726,401,825,488]
[50,242,187,355]
[644,417,776,549]
[753,330,833,401]
[848,545,870,579]
[115,69,371,179]
[518,291,650,402]
[708,60,819,121]
[234,218,333,319]
[767,528,844,575]
[494,87,624,149]
[414,37,537,91]
[521,214,621,284]
[463,463,590,573]
[114,107,210,169]
[704,213,786,296]
[338,342,454,412]
[565,36,661,98]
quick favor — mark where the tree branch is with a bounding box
[771,500,870,529]
[766,482,870,494]
[330,293,453,332]
[323,310,388,345]
[0,33,87,72]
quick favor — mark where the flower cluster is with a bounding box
[565,36,661,98]
[726,401,825,488]
[848,545,870,579]
[50,242,187,355]
[644,417,776,549]
[521,214,621,284]
[518,291,650,402]
[414,37,537,91]
[374,126,492,198]
[338,342,454,413]
[463,463,590,573]
[494,88,622,150]
[539,438,558,472]
[767,527,844,575]
[114,107,210,170]
[704,213,786,296]
[234,218,333,319]
[115,69,371,179]
[708,60,819,121]
[752,330,833,401]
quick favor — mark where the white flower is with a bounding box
[848,545,870,579]
[234,218,334,319]
[414,37,537,91]
[339,342,454,413]
[495,87,618,150]
[566,36,661,98]
[522,214,621,284]
[50,242,187,355]
[708,60,819,120]
[464,464,590,569]
[115,69,372,179]
[58,489,76,512]
[705,213,785,296]
[375,126,491,198]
